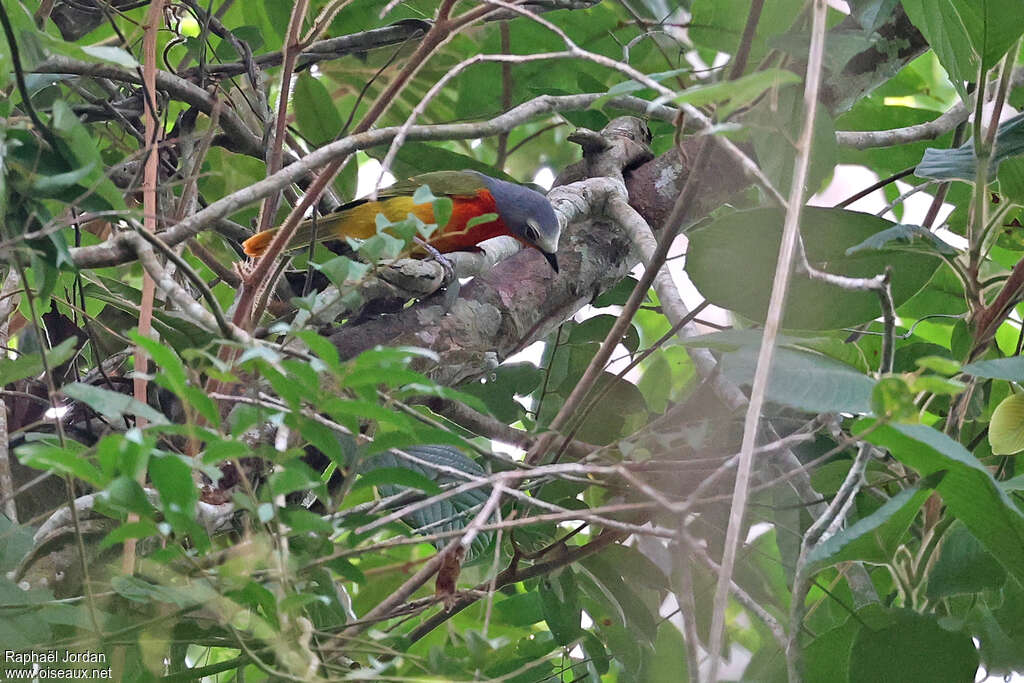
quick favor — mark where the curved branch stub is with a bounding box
[557,115,653,183]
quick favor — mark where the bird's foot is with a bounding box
[414,237,456,285]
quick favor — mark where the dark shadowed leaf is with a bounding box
[850,609,979,683]
[926,522,1007,599]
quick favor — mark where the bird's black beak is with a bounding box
[543,251,559,273]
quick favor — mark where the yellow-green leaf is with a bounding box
[990,393,1024,455]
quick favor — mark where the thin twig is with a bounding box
[125,0,165,579]
[705,2,828,679]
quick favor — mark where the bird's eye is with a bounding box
[525,220,540,242]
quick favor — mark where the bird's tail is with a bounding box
[242,196,422,258]
[242,213,347,258]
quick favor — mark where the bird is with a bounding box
[242,169,561,272]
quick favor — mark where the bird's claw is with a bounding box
[414,237,456,285]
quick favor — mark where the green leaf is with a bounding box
[579,554,658,645]
[369,142,508,180]
[568,315,640,353]
[802,613,860,683]
[720,344,875,413]
[100,521,160,550]
[412,184,435,205]
[49,100,124,211]
[104,475,156,516]
[989,392,1024,455]
[0,578,53,650]
[849,609,979,683]
[30,161,95,195]
[671,68,800,118]
[0,337,77,385]
[917,113,1024,182]
[459,361,543,423]
[79,45,139,68]
[130,332,187,393]
[805,477,936,571]
[857,421,1024,584]
[573,372,648,444]
[871,376,919,421]
[16,441,104,487]
[848,0,900,32]
[844,223,957,255]
[689,0,804,65]
[148,453,203,549]
[268,460,324,498]
[998,156,1024,204]
[465,212,498,230]
[908,375,966,396]
[963,355,1024,380]
[353,467,443,495]
[540,569,583,645]
[493,592,545,627]
[926,522,1007,598]
[293,73,344,146]
[111,575,215,608]
[748,85,837,194]
[431,197,453,235]
[360,445,493,559]
[646,622,689,682]
[900,0,979,97]
[687,207,942,329]
[62,382,169,426]
[916,356,962,375]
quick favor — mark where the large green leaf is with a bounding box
[718,344,875,413]
[998,156,1024,204]
[361,445,493,561]
[579,553,658,646]
[858,421,1024,584]
[748,86,838,196]
[963,355,1024,380]
[689,0,803,65]
[849,608,979,683]
[686,207,942,329]
[459,361,543,424]
[17,440,103,487]
[0,578,54,650]
[902,0,1024,99]
[294,72,345,147]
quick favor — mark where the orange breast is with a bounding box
[426,189,510,252]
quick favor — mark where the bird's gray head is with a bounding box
[468,170,561,272]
